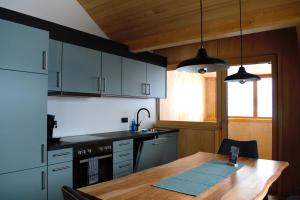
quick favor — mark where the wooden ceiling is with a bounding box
[78,0,300,52]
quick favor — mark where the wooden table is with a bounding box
[79,152,289,200]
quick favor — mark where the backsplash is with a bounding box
[47,96,156,137]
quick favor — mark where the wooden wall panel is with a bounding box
[155,28,300,196]
[204,77,217,121]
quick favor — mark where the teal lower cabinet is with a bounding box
[113,139,133,179]
[47,148,73,200]
[48,161,73,200]
[159,132,178,165]
[0,166,47,200]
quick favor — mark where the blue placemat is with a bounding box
[153,160,244,196]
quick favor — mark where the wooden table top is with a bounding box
[79,152,289,200]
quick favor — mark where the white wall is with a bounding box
[0,0,108,38]
[48,97,157,137]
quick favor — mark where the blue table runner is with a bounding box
[153,160,244,196]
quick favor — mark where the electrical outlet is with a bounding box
[121,117,128,123]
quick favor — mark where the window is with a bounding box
[159,71,217,122]
[228,63,272,118]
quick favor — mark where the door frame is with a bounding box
[221,54,279,161]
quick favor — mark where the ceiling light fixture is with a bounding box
[176,0,229,74]
[224,0,261,84]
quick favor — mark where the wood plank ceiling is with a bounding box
[78,0,300,52]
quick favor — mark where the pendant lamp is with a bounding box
[176,0,229,74]
[224,0,261,84]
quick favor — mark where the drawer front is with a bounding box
[48,161,73,200]
[48,148,73,165]
[113,139,133,152]
[113,149,133,163]
[113,170,132,179]
[113,160,133,175]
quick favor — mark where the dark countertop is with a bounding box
[48,128,179,151]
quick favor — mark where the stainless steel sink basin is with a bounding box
[135,128,170,134]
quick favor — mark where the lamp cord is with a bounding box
[200,0,203,48]
[240,0,243,66]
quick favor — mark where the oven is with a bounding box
[73,141,113,189]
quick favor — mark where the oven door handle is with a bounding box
[79,154,112,164]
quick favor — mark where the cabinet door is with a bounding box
[0,19,49,74]
[101,52,122,96]
[48,161,73,200]
[147,64,166,98]
[48,39,62,91]
[62,43,101,94]
[0,70,47,174]
[122,58,147,97]
[0,166,47,200]
[159,132,178,165]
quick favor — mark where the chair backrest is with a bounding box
[218,138,259,159]
[62,186,89,200]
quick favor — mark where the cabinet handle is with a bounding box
[52,166,70,172]
[119,164,130,169]
[41,144,45,163]
[97,77,101,91]
[119,142,130,146]
[41,171,46,190]
[101,77,106,92]
[147,84,151,95]
[56,71,60,88]
[42,51,47,70]
[141,83,147,95]
[52,152,70,157]
[119,153,130,157]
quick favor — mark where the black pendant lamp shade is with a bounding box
[224,66,261,84]
[177,48,229,74]
[224,0,261,83]
[176,0,229,73]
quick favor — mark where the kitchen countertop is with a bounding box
[48,128,179,151]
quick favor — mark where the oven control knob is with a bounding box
[99,147,103,152]
[82,150,86,155]
[104,146,108,151]
[87,148,92,153]
[77,150,82,156]
[107,146,112,150]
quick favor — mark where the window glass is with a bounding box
[257,78,272,117]
[228,81,254,116]
[160,71,216,122]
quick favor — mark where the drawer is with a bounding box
[48,161,73,200]
[113,160,133,175]
[113,149,133,163]
[113,170,132,179]
[113,139,133,152]
[48,148,73,165]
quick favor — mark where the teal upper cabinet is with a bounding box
[146,64,166,98]
[0,166,47,200]
[61,43,101,94]
[48,40,62,91]
[101,52,122,96]
[0,19,49,74]
[122,58,147,97]
[0,70,47,174]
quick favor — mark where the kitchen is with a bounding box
[0,0,300,200]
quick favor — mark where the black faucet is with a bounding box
[136,108,150,131]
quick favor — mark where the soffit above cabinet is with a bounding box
[78,0,300,52]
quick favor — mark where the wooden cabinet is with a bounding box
[122,58,147,97]
[0,166,47,200]
[113,139,133,179]
[0,19,49,74]
[48,39,62,91]
[0,69,47,174]
[61,43,101,94]
[101,52,122,96]
[146,64,166,98]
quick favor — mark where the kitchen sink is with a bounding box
[135,128,171,134]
